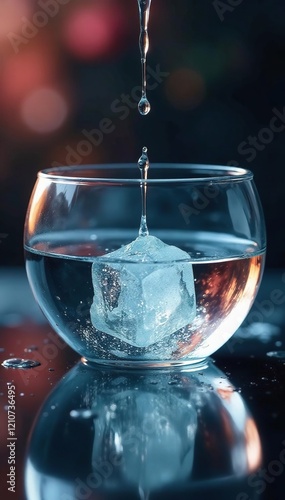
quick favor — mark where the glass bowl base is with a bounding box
[81,356,209,371]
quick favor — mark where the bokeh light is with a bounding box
[1,46,55,104]
[0,36,71,138]
[0,0,283,270]
[0,0,31,38]
[165,68,206,110]
[21,87,68,134]
[62,1,127,61]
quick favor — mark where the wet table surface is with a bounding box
[0,267,285,500]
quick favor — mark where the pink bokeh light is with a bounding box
[0,48,56,105]
[61,1,127,60]
[0,37,71,138]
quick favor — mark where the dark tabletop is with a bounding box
[0,267,285,500]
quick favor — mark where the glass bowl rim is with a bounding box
[38,163,253,185]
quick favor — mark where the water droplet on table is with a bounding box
[266,351,285,359]
[1,358,41,369]
[24,345,38,353]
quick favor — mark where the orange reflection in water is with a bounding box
[245,417,262,471]
[217,387,234,401]
[27,180,49,237]
[173,254,264,359]
[199,254,263,320]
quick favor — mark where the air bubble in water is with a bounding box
[70,408,98,419]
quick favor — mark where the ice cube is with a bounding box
[90,235,196,347]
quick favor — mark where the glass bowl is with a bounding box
[24,164,266,367]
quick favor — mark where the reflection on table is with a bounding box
[25,361,262,500]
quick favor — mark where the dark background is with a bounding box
[0,0,284,267]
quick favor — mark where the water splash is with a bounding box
[137,0,152,115]
[138,146,150,236]
[1,358,41,369]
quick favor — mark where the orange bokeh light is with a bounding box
[0,0,31,38]
[165,68,206,110]
[21,87,68,134]
[0,35,71,139]
[0,43,57,106]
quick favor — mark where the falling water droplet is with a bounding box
[137,0,152,115]
[138,146,150,237]
[1,358,41,370]
[138,97,151,116]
